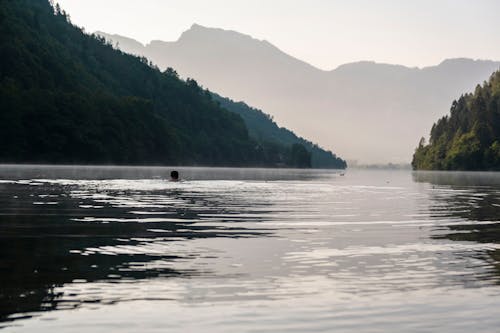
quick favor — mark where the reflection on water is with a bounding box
[0,176,274,323]
[414,171,500,282]
[0,166,500,332]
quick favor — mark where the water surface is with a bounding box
[1,165,500,332]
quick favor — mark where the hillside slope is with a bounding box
[0,0,344,168]
[412,71,500,170]
[212,94,346,168]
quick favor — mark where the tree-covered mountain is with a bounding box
[0,0,345,168]
[98,27,500,164]
[412,71,500,170]
[212,94,346,169]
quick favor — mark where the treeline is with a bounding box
[0,0,345,168]
[412,70,500,170]
[212,95,347,169]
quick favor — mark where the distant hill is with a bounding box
[212,94,346,169]
[412,71,500,171]
[98,26,500,164]
[0,0,345,168]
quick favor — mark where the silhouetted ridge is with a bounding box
[212,94,347,169]
[179,24,257,43]
[437,58,496,67]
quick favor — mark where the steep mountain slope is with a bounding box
[212,94,346,168]
[412,71,500,170]
[0,0,344,168]
[98,26,500,164]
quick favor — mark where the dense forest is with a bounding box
[212,95,347,169]
[412,71,500,170]
[0,0,345,168]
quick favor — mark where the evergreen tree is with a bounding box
[412,71,500,171]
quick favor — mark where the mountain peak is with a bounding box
[332,61,414,75]
[437,58,497,67]
[189,23,206,30]
[178,24,261,44]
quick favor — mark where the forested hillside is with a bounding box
[0,0,343,168]
[412,71,500,170]
[213,95,346,169]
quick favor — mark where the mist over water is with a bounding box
[1,165,500,332]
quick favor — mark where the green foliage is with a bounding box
[212,94,347,169]
[0,0,344,168]
[412,71,500,171]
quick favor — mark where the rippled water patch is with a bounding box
[1,167,500,332]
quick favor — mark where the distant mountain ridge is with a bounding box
[98,26,500,163]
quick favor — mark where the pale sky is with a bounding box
[55,0,500,70]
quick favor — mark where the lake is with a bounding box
[1,165,500,332]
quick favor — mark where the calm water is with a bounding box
[1,165,500,332]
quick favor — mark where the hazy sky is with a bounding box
[55,0,500,70]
